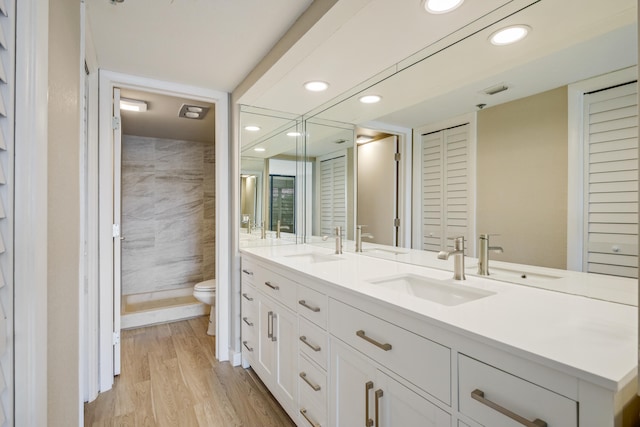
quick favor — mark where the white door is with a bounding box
[357,136,398,245]
[112,87,122,375]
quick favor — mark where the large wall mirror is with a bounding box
[305,0,638,281]
[239,106,306,244]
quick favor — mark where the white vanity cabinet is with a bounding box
[330,337,451,427]
[240,250,637,427]
[241,259,298,418]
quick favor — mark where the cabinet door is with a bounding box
[376,371,451,427]
[273,306,298,412]
[257,297,276,379]
[330,339,377,427]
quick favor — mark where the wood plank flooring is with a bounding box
[84,316,296,427]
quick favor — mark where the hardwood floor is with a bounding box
[84,316,296,427]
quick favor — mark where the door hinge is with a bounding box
[112,224,120,238]
[394,218,400,227]
[113,331,120,346]
[394,152,401,162]
[112,116,121,130]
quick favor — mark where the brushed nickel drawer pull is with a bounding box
[264,281,279,290]
[300,409,321,427]
[375,389,383,427]
[299,372,321,391]
[356,330,392,351]
[242,317,253,327]
[365,381,373,427]
[299,335,321,352]
[242,293,253,301]
[267,311,273,339]
[242,269,253,276]
[471,389,547,427]
[298,299,320,312]
[242,341,253,352]
[271,313,277,342]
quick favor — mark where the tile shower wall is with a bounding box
[121,135,215,295]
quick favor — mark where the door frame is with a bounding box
[566,66,637,271]
[97,70,231,391]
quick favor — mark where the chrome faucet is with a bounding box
[355,225,374,252]
[437,236,466,280]
[323,226,343,254]
[276,220,290,239]
[477,234,503,276]
[247,220,253,235]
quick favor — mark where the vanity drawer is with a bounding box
[298,354,327,408]
[241,258,258,286]
[297,284,328,329]
[458,354,577,427]
[329,299,451,405]
[259,268,298,310]
[299,391,326,427]
[299,317,328,370]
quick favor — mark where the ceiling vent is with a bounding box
[179,104,210,120]
[483,84,509,95]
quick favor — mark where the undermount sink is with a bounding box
[368,273,495,306]
[468,265,562,284]
[284,252,342,264]
[362,248,408,255]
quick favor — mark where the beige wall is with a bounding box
[477,87,568,269]
[48,0,81,424]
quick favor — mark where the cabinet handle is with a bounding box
[299,372,321,391]
[299,335,321,352]
[242,317,253,327]
[271,313,277,342]
[242,341,253,352]
[298,299,320,312]
[242,269,253,276]
[242,293,253,301]
[375,389,383,427]
[267,311,273,339]
[471,389,547,427]
[264,281,279,290]
[365,381,373,427]
[299,409,321,427]
[356,330,392,351]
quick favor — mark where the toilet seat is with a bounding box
[194,279,216,293]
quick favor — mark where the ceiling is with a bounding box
[120,89,215,143]
[86,0,313,92]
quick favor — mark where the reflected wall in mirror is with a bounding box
[239,106,306,241]
[308,0,637,276]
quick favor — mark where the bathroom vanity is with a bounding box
[240,244,637,427]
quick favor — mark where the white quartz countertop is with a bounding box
[240,243,637,392]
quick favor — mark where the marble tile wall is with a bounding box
[121,135,215,295]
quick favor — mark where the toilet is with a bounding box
[193,279,216,336]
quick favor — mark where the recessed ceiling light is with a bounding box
[120,98,148,112]
[244,125,261,132]
[187,106,203,113]
[423,0,464,14]
[254,147,266,152]
[489,25,530,46]
[287,131,302,137]
[359,95,382,104]
[185,112,200,119]
[178,103,209,120]
[304,81,329,92]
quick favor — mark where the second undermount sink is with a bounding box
[368,273,495,306]
[284,252,342,264]
[468,265,562,284]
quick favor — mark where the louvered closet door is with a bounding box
[421,124,470,251]
[0,1,14,425]
[583,82,638,278]
[320,155,346,237]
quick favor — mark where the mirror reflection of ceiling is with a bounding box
[313,0,636,127]
[242,0,636,124]
[120,89,215,144]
